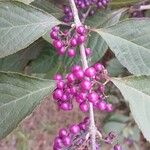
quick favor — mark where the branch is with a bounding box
[69,0,97,150]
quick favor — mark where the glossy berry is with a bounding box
[53,89,63,100]
[59,128,68,138]
[70,38,78,47]
[53,40,63,49]
[76,26,86,35]
[80,102,89,112]
[54,74,62,81]
[80,80,91,91]
[60,103,71,111]
[71,65,82,72]
[85,67,96,77]
[114,144,122,150]
[106,103,113,112]
[62,136,71,146]
[57,47,66,55]
[67,73,76,83]
[54,137,63,148]
[77,35,86,44]
[67,48,76,57]
[97,101,106,111]
[94,63,104,72]
[74,69,84,80]
[50,31,58,40]
[87,92,99,104]
[57,81,65,89]
[70,124,80,134]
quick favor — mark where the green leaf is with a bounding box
[110,0,140,8]
[0,72,55,139]
[112,76,150,141]
[26,44,80,79]
[96,19,150,75]
[0,1,60,58]
[107,58,125,77]
[0,38,47,72]
[87,8,126,62]
[16,0,34,4]
[31,0,63,18]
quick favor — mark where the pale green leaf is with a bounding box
[16,0,34,4]
[0,72,55,139]
[112,76,150,141]
[96,19,150,75]
[87,8,126,62]
[0,1,60,58]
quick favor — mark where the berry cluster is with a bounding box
[53,116,122,150]
[63,0,111,23]
[50,25,91,58]
[53,117,90,150]
[53,63,113,113]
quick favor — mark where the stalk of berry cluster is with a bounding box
[69,0,97,150]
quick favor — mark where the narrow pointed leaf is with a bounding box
[96,19,150,75]
[112,76,150,141]
[0,72,55,139]
[0,1,60,58]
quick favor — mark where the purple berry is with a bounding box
[87,92,99,104]
[67,73,76,83]
[70,38,78,47]
[53,40,63,49]
[77,35,86,44]
[54,74,63,81]
[70,124,80,134]
[59,128,68,138]
[60,102,72,111]
[114,144,122,150]
[54,137,63,148]
[106,103,113,112]
[97,101,106,111]
[53,89,63,100]
[71,65,82,72]
[67,49,76,57]
[85,48,91,56]
[80,80,91,91]
[62,136,71,146]
[57,47,66,55]
[80,102,89,112]
[74,69,84,80]
[50,31,58,40]
[57,81,65,89]
[94,63,104,72]
[76,26,86,35]
[52,26,60,31]
[79,122,87,130]
[84,67,96,77]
